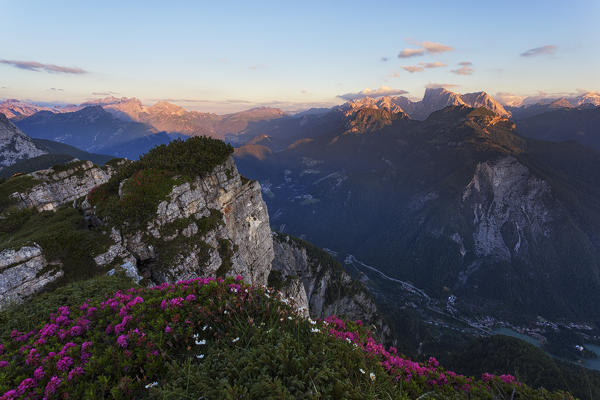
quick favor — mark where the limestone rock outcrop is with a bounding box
[0,245,62,309]
[8,161,114,211]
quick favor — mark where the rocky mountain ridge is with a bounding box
[81,96,286,138]
[234,105,600,325]
[0,137,383,332]
[0,99,81,120]
[0,113,47,169]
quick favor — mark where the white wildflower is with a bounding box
[311,328,320,333]
[145,381,158,389]
[202,325,208,331]
[196,354,204,359]
[232,337,240,343]
[195,339,206,345]
[359,368,365,374]
[369,372,376,382]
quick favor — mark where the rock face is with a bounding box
[0,113,47,169]
[93,156,274,286]
[462,156,556,262]
[271,233,384,331]
[9,161,114,211]
[0,245,62,309]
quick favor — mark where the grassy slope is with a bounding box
[0,276,571,399]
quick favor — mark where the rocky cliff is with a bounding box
[91,156,274,286]
[1,137,386,333]
[0,113,47,169]
[0,245,62,307]
[271,232,389,339]
[8,160,114,211]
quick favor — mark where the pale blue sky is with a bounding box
[1,0,598,113]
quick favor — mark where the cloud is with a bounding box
[402,65,424,73]
[451,65,474,75]
[402,61,447,73]
[520,45,557,57]
[421,61,446,68]
[380,57,389,62]
[398,48,425,58]
[458,61,472,66]
[48,88,64,92]
[91,91,119,96]
[0,59,87,74]
[494,92,526,106]
[421,41,454,54]
[398,40,454,59]
[337,85,409,100]
[426,83,459,89]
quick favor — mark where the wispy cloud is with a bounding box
[380,57,389,62]
[402,65,424,73]
[402,61,447,73]
[451,64,474,75]
[398,40,453,59]
[520,45,557,57]
[48,88,64,92]
[426,83,459,89]
[421,61,446,68]
[421,41,453,54]
[398,48,425,58]
[337,85,408,100]
[0,59,87,74]
[92,91,119,96]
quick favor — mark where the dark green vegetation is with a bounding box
[442,335,600,400]
[0,273,133,342]
[0,206,113,285]
[89,136,232,231]
[235,105,600,324]
[0,175,40,212]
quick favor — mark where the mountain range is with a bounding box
[13,106,179,159]
[79,96,286,138]
[234,103,600,328]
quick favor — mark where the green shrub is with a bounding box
[0,206,112,285]
[88,137,233,232]
[0,175,41,213]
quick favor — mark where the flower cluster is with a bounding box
[0,276,572,400]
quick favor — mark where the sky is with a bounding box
[1,0,599,113]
